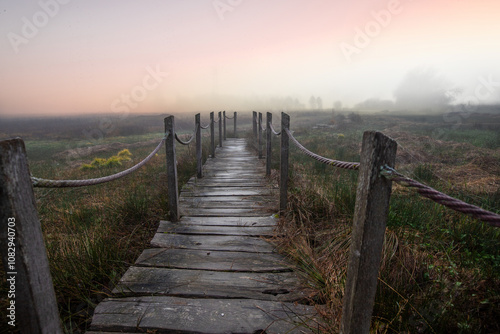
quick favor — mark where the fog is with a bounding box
[1,1,499,117]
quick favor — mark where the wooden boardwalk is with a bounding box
[88,138,320,333]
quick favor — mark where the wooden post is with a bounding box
[258,112,263,159]
[340,131,397,334]
[252,111,257,141]
[0,138,63,333]
[266,112,272,176]
[195,113,202,179]
[280,112,290,213]
[210,112,215,158]
[223,111,227,140]
[165,116,180,222]
[218,111,223,148]
[234,111,237,138]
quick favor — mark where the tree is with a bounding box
[309,95,317,110]
[334,100,342,111]
[316,96,323,110]
[394,67,455,112]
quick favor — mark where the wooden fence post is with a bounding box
[223,111,227,140]
[218,111,222,148]
[0,138,63,333]
[210,112,215,158]
[252,111,257,142]
[280,112,290,213]
[258,112,263,159]
[234,111,237,138]
[195,113,202,179]
[340,131,397,334]
[164,116,180,222]
[266,112,272,176]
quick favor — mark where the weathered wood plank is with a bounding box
[177,216,278,227]
[181,188,274,197]
[135,248,291,272]
[90,296,320,334]
[113,267,306,301]
[179,198,274,207]
[157,221,275,236]
[180,208,275,217]
[151,233,276,252]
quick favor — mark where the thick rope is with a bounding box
[225,115,234,119]
[284,128,360,170]
[269,122,281,136]
[381,166,500,227]
[213,116,221,124]
[32,136,166,188]
[175,124,198,145]
[200,123,210,129]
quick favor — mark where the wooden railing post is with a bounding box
[340,131,397,334]
[252,111,257,141]
[164,116,180,222]
[223,111,227,140]
[258,112,263,159]
[218,111,223,147]
[234,111,237,138]
[280,112,290,213]
[266,112,272,176]
[210,112,215,158]
[0,138,63,333]
[195,113,202,179]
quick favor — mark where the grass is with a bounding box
[0,111,498,333]
[270,112,500,333]
[0,122,215,333]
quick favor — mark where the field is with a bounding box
[0,110,499,333]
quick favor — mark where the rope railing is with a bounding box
[200,123,210,129]
[269,122,281,136]
[284,128,360,170]
[175,125,198,145]
[381,166,500,227]
[224,114,234,119]
[213,116,221,123]
[31,135,167,188]
[282,126,499,226]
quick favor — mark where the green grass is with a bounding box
[272,114,500,333]
[0,127,210,333]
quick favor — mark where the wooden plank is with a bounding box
[180,208,275,217]
[179,195,277,204]
[112,267,306,302]
[151,233,277,252]
[177,216,278,227]
[90,296,320,334]
[135,248,291,272]
[180,199,272,209]
[180,188,274,197]
[157,221,275,236]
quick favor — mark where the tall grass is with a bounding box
[0,133,209,333]
[272,122,500,333]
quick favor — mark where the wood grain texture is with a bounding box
[0,138,62,333]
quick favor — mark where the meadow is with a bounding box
[0,110,499,333]
[270,110,499,333]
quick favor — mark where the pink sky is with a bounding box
[1,0,499,116]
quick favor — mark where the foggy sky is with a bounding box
[1,0,499,116]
